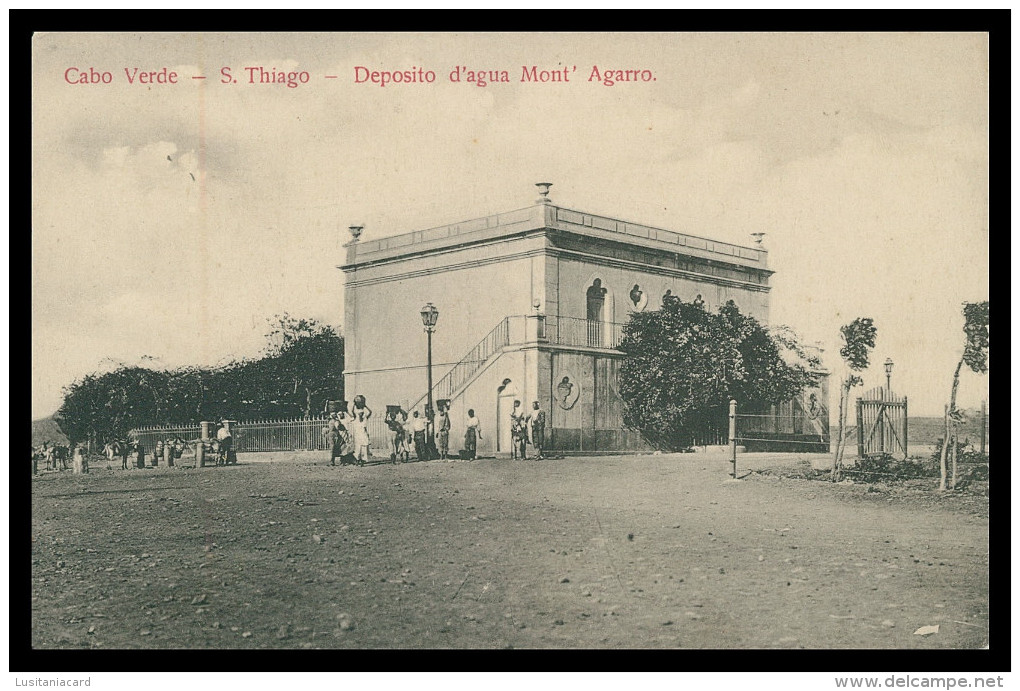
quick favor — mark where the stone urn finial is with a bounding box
[348,224,364,242]
[535,182,553,204]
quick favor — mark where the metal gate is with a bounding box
[856,387,908,459]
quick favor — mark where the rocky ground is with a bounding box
[29,450,989,649]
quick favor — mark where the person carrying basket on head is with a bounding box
[326,412,351,466]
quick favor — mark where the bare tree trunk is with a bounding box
[832,380,848,481]
[939,359,963,491]
[938,407,948,491]
[950,433,959,490]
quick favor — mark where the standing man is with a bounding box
[397,410,411,462]
[215,421,232,466]
[384,408,402,464]
[437,402,451,460]
[464,409,481,461]
[509,400,526,460]
[120,439,131,470]
[527,400,546,460]
[410,411,428,461]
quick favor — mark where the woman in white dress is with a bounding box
[352,411,371,466]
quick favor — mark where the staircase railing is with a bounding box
[406,313,627,414]
[408,317,511,413]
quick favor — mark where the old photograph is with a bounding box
[29,30,991,665]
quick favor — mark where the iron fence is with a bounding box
[131,425,202,455]
[132,414,397,455]
[231,417,332,452]
[546,315,626,349]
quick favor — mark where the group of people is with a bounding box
[509,399,546,460]
[324,395,374,466]
[100,436,189,469]
[324,396,468,466]
[321,394,546,466]
[31,441,102,475]
[383,402,462,463]
[383,402,488,462]
[211,421,236,465]
[31,428,232,476]
[31,441,71,474]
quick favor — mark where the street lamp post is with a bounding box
[420,303,439,459]
[884,358,894,394]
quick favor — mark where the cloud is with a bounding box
[32,32,989,419]
[740,127,987,413]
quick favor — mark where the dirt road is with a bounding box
[30,451,989,649]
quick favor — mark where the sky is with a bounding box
[31,32,989,419]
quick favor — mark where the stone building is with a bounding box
[341,184,824,456]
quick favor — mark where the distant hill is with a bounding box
[32,416,69,447]
[909,411,989,447]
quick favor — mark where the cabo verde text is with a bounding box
[62,65,656,89]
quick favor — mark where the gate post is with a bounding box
[980,399,986,454]
[902,397,909,460]
[198,421,213,468]
[728,399,737,478]
[877,407,884,455]
[856,398,865,459]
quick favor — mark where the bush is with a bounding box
[930,437,988,466]
[617,298,819,451]
[929,438,989,490]
[848,453,939,482]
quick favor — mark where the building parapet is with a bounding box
[548,207,767,269]
[342,203,768,271]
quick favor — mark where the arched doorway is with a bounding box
[586,278,607,347]
[496,378,520,453]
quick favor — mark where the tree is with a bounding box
[190,315,345,420]
[939,301,989,491]
[831,317,877,481]
[54,373,104,447]
[617,299,820,451]
[55,314,345,439]
[55,366,173,447]
[258,314,345,418]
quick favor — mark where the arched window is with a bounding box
[586,279,607,346]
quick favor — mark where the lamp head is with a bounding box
[420,302,439,329]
